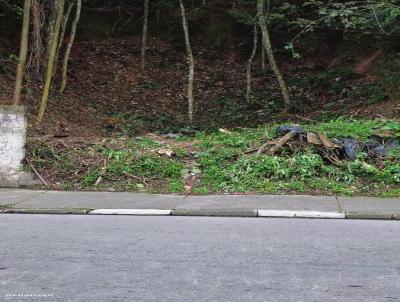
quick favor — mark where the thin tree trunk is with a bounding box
[44,0,58,78]
[36,0,65,124]
[261,0,269,71]
[140,0,149,72]
[261,35,266,71]
[59,0,81,94]
[29,0,44,80]
[53,0,74,78]
[257,0,292,113]
[246,25,258,104]
[179,0,195,124]
[13,0,31,107]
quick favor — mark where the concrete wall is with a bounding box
[0,106,36,187]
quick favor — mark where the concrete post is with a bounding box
[0,106,38,187]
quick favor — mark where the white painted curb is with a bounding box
[89,209,172,216]
[87,209,345,218]
[258,210,345,219]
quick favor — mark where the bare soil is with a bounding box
[1,37,399,139]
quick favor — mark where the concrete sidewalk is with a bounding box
[0,189,400,219]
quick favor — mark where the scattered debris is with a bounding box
[318,133,340,149]
[267,131,297,155]
[157,148,174,157]
[95,159,108,186]
[162,133,182,139]
[181,166,202,180]
[276,125,304,135]
[219,128,233,134]
[249,125,399,165]
[184,185,192,193]
[335,138,358,160]
[373,121,400,138]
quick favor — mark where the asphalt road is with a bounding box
[1,215,400,302]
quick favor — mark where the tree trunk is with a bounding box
[43,0,58,79]
[140,0,149,72]
[53,0,74,78]
[261,35,266,71]
[13,0,31,107]
[246,25,258,104]
[257,0,292,113]
[29,0,44,80]
[261,0,269,72]
[36,0,65,124]
[179,0,195,124]
[59,0,81,94]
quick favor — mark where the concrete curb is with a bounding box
[89,209,171,216]
[171,209,258,217]
[345,212,399,220]
[0,208,400,220]
[1,208,400,220]
[258,210,345,219]
[2,208,90,215]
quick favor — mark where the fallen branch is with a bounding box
[268,131,296,155]
[317,133,340,149]
[318,148,342,166]
[94,176,103,186]
[26,158,48,187]
[256,141,272,155]
[95,159,107,186]
[123,171,148,185]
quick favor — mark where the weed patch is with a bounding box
[196,118,400,196]
[26,118,400,196]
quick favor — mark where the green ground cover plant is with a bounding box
[196,118,400,196]
[27,118,400,196]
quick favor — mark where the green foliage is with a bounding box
[81,169,101,187]
[169,179,184,193]
[303,118,380,139]
[192,187,209,194]
[133,154,183,178]
[174,147,188,158]
[28,134,190,192]
[379,188,400,198]
[201,152,327,192]
[27,118,400,196]
[380,162,400,183]
[373,120,400,137]
[195,119,400,196]
[307,179,354,196]
[302,0,400,34]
